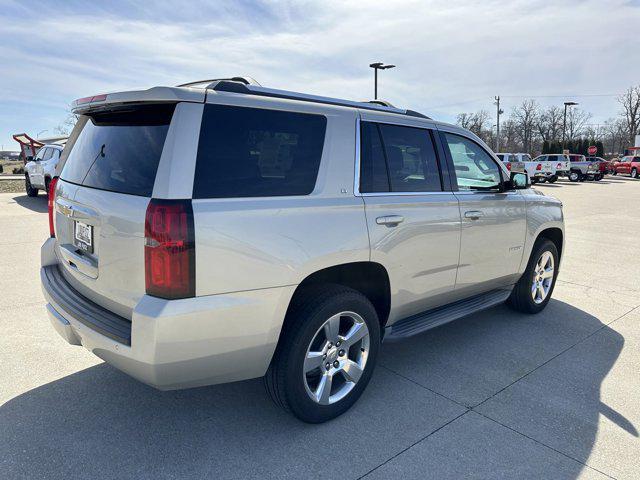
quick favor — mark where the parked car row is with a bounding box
[495,152,640,183]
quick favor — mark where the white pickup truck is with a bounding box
[533,154,570,180]
[496,153,556,183]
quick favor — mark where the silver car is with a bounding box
[41,77,564,423]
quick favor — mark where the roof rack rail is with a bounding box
[367,99,396,108]
[202,79,431,119]
[177,76,261,88]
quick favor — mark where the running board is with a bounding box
[385,289,512,341]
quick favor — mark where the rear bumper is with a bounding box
[41,238,295,390]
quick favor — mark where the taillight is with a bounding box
[536,163,542,170]
[506,163,511,171]
[144,199,195,299]
[557,163,562,168]
[48,177,59,237]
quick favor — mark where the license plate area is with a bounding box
[74,221,94,254]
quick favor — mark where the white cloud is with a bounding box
[0,0,638,146]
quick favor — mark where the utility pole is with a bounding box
[494,96,503,152]
[562,101,578,152]
[369,62,395,100]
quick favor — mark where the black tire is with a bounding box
[595,174,603,181]
[44,177,51,196]
[265,285,381,423]
[25,175,38,197]
[632,168,638,179]
[612,171,617,176]
[507,239,559,314]
[547,175,558,184]
[568,171,581,182]
[531,178,538,184]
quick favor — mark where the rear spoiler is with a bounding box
[71,86,205,114]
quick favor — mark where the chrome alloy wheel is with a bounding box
[303,311,370,405]
[531,251,555,304]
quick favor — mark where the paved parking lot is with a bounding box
[1,177,639,479]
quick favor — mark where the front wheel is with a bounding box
[612,171,617,176]
[568,171,581,182]
[25,175,38,197]
[265,285,380,423]
[594,174,603,181]
[632,168,638,179]
[507,239,559,314]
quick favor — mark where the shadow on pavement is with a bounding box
[0,300,629,479]
[12,194,48,213]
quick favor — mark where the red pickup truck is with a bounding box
[611,156,640,178]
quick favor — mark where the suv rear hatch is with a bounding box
[53,104,176,318]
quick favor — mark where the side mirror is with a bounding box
[506,171,529,190]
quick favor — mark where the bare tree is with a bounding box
[54,107,79,136]
[537,106,563,142]
[511,100,540,153]
[617,85,640,146]
[565,107,592,139]
[603,118,627,155]
[456,110,490,136]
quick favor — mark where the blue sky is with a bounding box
[1,0,638,149]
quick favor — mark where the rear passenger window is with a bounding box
[359,122,442,193]
[194,105,327,198]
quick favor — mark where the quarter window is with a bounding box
[443,133,502,191]
[194,105,327,198]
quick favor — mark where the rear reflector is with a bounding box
[536,163,542,170]
[48,177,59,237]
[144,199,195,299]
[506,162,511,171]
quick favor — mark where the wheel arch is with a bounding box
[283,262,391,334]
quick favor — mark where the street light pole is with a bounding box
[369,62,396,100]
[494,96,503,152]
[562,101,578,152]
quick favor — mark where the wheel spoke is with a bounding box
[323,314,341,343]
[341,321,367,347]
[542,268,554,279]
[341,360,363,383]
[304,351,324,373]
[537,284,545,300]
[315,373,333,404]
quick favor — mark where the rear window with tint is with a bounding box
[193,104,327,198]
[60,104,174,197]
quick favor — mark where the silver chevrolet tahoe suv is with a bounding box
[41,77,564,423]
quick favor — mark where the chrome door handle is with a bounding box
[464,210,484,220]
[376,215,405,226]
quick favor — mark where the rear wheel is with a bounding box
[25,175,38,197]
[612,170,617,176]
[265,285,380,423]
[547,175,558,183]
[507,239,559,314]
[632,168,638,179]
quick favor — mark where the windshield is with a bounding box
[61,104,175,197]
